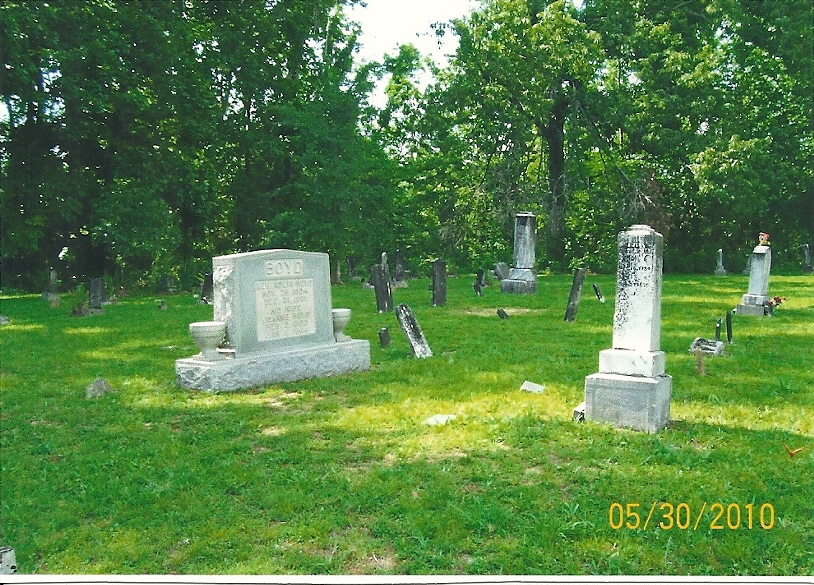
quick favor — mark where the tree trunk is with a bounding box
[543,92,568,267]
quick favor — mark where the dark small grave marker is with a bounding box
[431,258,446,307]
[715,318,722,342]
[476,269,487,287]
[394,249,406,285]
[564,267,587,322]
[725,311,732,343]
[473,280,482,297]
[804,243,812,274]
[396,304,432,358]
[497,308,509,319]
[200,272,214,304]
[370,264,393,313]
[378,327,391,348]
[592,283,605,303]
[88,277,107,310]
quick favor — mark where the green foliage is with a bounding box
[1,275,812,574]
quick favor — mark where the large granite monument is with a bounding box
[176,249,370,391]
[736,233,772,316]
[583,225,672,433]
[500,212,537,294]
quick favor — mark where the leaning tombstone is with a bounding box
[584,225,672,433]
[396,304,432,358]
[564,267,587,322]
[494,262,510,281]
[88,277,107,310]
[735,233,772,316]
[476,269,486,287]
[714,248,727,276]
[431,258,447,307]
[200,272,214,304]
[370,264,393,313]
[175,249,370,391]
[473,280,482,297]
[501,212,537,294]
[725,311,733,343]
[592,283,605,303]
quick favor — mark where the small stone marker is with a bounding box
[725,311,733,343]
[86,377,113,399]
[423,414,456,426]
[0,546,17,574]
[378,327,391,348]
[494,262,510,280]
[501,212,537,294]
[497,308,509,320]
[394,249,407,287]
[0,315,9,326]
[715,318,722,341]
[736,234,772,316]
[43,268,59,305]
[689,337,724,356]
[371,264,393,313]
[520,380,545,394]
[803,243,812,274]
[396,303,432,358]
[564,267,587,322]
[200,272,214,304]
[175,249,370,391]
[584,225,672,433]
[473,280,482,296]
[714,248,727,276]
[431,259,447,307]
[476,269,487,287]
[573,402,586,422]
[88,277,107,310]
[695,349,705,375]
[592,283,605,303]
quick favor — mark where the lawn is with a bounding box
[1,273,812,575]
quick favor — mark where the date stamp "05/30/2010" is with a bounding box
[609,502,775,531]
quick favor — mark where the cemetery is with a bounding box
[1,244,812,575]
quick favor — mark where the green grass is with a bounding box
[1,273,813,575]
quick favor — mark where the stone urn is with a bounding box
[331,308,352,342]
[189,321,226,360]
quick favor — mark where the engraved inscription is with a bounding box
[255,278,315,342]
[265,259,304,278]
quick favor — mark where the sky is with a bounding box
[346,0,479,106]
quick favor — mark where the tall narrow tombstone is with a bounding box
[804,244,812,274]
[380,252,391,283]
[393,249,407,287]
[431,258,447,307]
[42,268,58,302]
[584,225,672,433]
[346,256,356,277]
[592,283,605,303]
[200,272,214,304]
[370,264,393,313]
[476,269,487,287]
[725,311,733,343]
[736,237,772,316]
[88,277,107,310]
[175,249,370,391]
[564,268,587,322]
[501,212,537,294]
[396,304,432,358]
[714,248,727,276]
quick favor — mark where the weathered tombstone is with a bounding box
[200,272,214,304]
[592,283,605,303]
[88,277,107,310]
[583,225,672,433]
[175,249,370,391]
[431,258,447,307]
[378,327,391,348]
[564,267,587,322]
[396,303,432,358]
[501,212,537,294]
[43,268,59,305]
[494,262,510,280]
[725,311,733,343]
[689,337,724,356]
[715,318,722,341]
[393,249,407,287]
[735,236,772,316]
[496,308,509,319]
[346,256,356,277]
[381,252,391,283]
[473,280,482,297]
[0,546,17,574]
[714,248,727,276]
[370,264,393,313]
[476,269,487,287]
[86,377,113,399]
[803,243,812,274]
[0,315,10,326]
[742,254,752,275]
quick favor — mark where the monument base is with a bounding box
[584,373,672,433]
[735,303,767,317]
[599,349,665,377]
[500,268,537,294]
[714,268,726,276]
[175,339,370,392]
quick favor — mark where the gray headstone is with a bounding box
[501,213,537,294]
[688,337,724,356]
[394,249,405,283]
[564,267,587,322]
[714,248,726,276]
[0,546,17,574]
[431,259,446,307]
[804,243,812,274]
[370,264,393,313]
[175,249,370,391]
[476,269,487,287]
[88,277,107,310]
[396,303,432,358]
[494,262,510,280]
[0,315,9,326]
[86,377,113,399]
[378,327,391,348]
[200,273,214,304]
[736,244,772,316]
[584,224,672,433]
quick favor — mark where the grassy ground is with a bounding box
[1,273,812,575]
